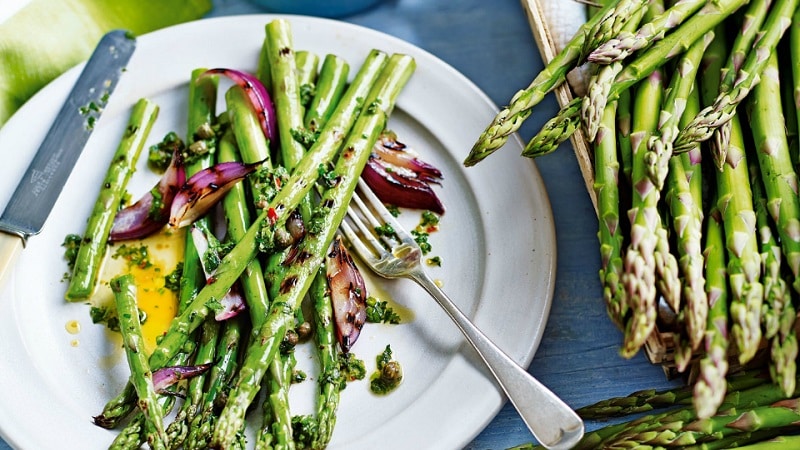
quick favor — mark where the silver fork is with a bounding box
[341,179,584,450]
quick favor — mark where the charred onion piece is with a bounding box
[362,159,445,214]
[169,160,262,228]
[372,132,442,183]
[199,68,277,147]
[362,133,445,214]
[326,236,368,353]
[152,362,213,393]
[109,149,185,242]
[190,225,246,321]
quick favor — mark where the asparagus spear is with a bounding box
[304,54,349,132]
[111,274,169,450]
[309,269,341,448]
[581,3,647,141]
[620,69,665,358]
[734,435,800,449]
[674,0,799,152]
[210,53,415,449]
[792,8,800,153]
[707,0,772,169]
[524,0,748,156]
[165,67,220,449]
[748,51,799,396]
[693,205,730,419]
[594,100,627,330]
[463,0,618,166]
[66,98,159,300]
[582,0,649,58]
[295,50,320,113]
[521,97,581,158]
[587,0,709,64]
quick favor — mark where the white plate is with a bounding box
[0,15,555,450]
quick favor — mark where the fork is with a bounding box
[341,179,585,450]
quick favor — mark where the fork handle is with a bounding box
[410,269,584,450]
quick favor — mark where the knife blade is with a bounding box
[0,29,136,287]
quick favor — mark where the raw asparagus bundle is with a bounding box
[466,0,800,426]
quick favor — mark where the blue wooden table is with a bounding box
[0,0,683,448]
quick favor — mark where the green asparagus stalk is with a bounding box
[646,31,712,190]
[463,0,618,166]
[594,100,626,330]
[587,0,708,64]
[521,97,581,158]
[166,67,220,449]
[617,89,634,184]
[748,51,799,396]
[582,0,649,58]
[266,19,312,171]
[734,435,800,449]
[576,370,768,419]
[111,274,169,450]
[525,0,748,157]
[693,205,730,419]
[304,54,350,132]
[748,51,800,295]
[674,0,799,152]
[708,0,772,168]
[310,269,341,448]
[620,69,665,358]
[66,98,159,301]
[716,119,763,364]
[792,8,800,154]
[184,316,243,450]
[581,3,646,141]
[210,53,415,449]
[295,50,320,112]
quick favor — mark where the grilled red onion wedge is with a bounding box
[190,224,246,321]
[169,160,262,228]
[362,132,445,214]
[152,362,213,394]
[199,68,277,147]
[326,236,368,353]
[109,149,185,242]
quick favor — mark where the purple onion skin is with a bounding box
[200,68,277,147]
[326,236,368,353]
[152,363,213,393]
[169,160,262,229]
[373,134,442,183]
[189,225,247,321]
[109,150,186,242]
[362,159,445,215]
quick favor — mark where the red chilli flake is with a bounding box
[267,207,279,225]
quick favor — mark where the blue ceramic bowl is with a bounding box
[252,0,385,17]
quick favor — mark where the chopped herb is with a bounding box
[426,256,442,267]
[89,306,120,332]
[292,369,308,384]
[366,297,401,324]
[366,99,382,115]
[112,244,152,269]
[204,297,223,314]
[251,166,289,209]
[299,83,316,107]
[164,263,183,292]
[308,204,332,234]
[317,164,338,188]
[147,132,184,173]
[411,230,432,254]
[370,345,403,395]
[291,415,318,449]
[291,127,319,149]
[419,211,440,230]
[374,223,396,238]
[386,204,401,217]
[148,187,164,220]
[62,234,82,270]
[338,352,366,385]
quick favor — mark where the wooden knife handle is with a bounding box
[0,233,23,291]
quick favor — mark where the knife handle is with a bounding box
[0,233,23,291]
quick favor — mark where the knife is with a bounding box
[0,29,136,288]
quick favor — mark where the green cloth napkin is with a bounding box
[0,0,213,127]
